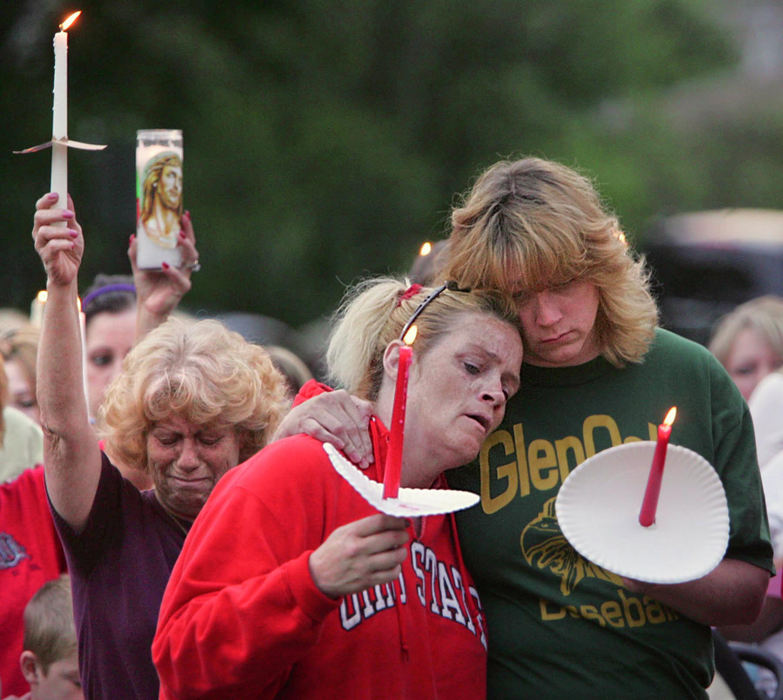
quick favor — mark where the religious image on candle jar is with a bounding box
[136,129,183,269]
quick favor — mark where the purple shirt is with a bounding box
[51,454,187,699]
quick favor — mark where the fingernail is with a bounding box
[179,230,186,240]
[62,210,74,219]
[183,210,191,221]
[129,234,135,244]
[162,262,170,270]
[69,229,78,238]
[46,192,59,200]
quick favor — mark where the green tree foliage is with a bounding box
[1,0,763,334]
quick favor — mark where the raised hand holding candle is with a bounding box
[50,11,81,213]
[383,325,417,500]
[639,406,678,527]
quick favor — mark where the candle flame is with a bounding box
[60,10,82,31]
[419,241,432,257]
[36,290,48,304]
[663,406,677,426]
[403,325,418,346]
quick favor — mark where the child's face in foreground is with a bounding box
[31,651,83,700]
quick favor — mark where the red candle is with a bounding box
[639,407,677,526]
[383,327,416,499]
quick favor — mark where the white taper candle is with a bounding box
[50,29,68,213]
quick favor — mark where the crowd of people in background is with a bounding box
[0,155,781,699]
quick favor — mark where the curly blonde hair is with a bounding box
[326,277,520,400]
[440,157,658,367]
[98,318,288,472]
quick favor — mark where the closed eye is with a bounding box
[199,436,223,446]
[154,434,179,446]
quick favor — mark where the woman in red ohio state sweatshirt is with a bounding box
[153,278,523,699]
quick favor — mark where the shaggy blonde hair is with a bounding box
[98,318,288,471]
[709,295,783,367]
[440,157,658,367]
[326,277,520,400]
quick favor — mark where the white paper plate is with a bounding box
[555,442,729,584]
[324,443,480,516]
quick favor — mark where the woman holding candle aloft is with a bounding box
[280,157,774,698]
[31,195,288,700]
[153,278,522,699]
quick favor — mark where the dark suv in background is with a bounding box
[642,209,783,346]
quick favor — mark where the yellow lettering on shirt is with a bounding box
[479,430,517,515]
[514,424,530,497]
[583,415,622,458]
[479,416,658,513]
[539,590,679,630]
[554,435,584,481]
[529,439,558,490]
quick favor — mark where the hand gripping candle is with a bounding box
[136,129,184,269]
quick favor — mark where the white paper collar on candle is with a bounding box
[13,138,106,154]
[324,443,479,517]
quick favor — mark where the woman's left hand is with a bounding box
[308,514,409,599]
[129,210,198,320]
[32,193,83,287]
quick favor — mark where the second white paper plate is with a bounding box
[555,442,729,584]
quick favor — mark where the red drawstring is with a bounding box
[394,572,410,660]
[449,509,481,632]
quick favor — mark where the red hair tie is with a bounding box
[397,283,422,307]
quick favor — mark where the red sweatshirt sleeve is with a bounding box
[291,378,332,407]
[153,439,341,699]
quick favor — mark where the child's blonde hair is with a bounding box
[23,575,77,674]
